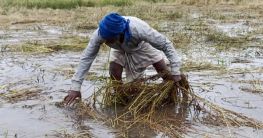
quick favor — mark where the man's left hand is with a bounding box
[167,75,181,83]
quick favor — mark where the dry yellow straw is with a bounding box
[61,72,263,137]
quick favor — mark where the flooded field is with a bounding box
[1,2,263,138]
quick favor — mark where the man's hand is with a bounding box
[167,75,181,83]
[64,90,82,105]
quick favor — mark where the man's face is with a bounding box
[103,36,119,45]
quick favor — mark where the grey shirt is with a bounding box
[71,16,181,91]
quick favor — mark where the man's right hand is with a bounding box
[64,90,82,105]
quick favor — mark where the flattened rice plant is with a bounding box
[69,72,263,137]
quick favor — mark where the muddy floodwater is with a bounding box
[1,9,263,138]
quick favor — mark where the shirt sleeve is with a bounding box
[133,19,181,75]
[71,29,104,91]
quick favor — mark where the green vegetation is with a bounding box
[1,0,133,9]
[1,0,262,9]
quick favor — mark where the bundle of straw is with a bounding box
[101,72,192,117]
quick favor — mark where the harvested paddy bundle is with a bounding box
[99,72,191,118]
[70,72,263,137]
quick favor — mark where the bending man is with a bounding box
[64,13,181,105]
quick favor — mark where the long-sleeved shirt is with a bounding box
[71,16,181,91]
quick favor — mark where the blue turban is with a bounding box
[99,13,131,46]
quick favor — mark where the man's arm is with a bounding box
[134,19,181,76]
[71,29,104,91]
[65,29,103,105]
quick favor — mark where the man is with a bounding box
[64,13,181,105]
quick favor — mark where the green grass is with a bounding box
[1,0,261,9]
[1,0,133,9]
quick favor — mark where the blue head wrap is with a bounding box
[99,13,131,46]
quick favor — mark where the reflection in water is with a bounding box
[153,100,191,138]
[36,68,45,83]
